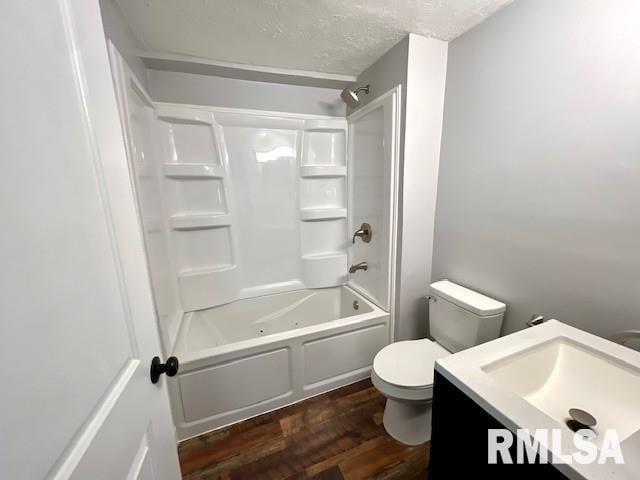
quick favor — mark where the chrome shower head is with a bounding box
[340,84,370,107]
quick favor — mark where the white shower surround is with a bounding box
[110,47,398,440]
[154,103,349,312]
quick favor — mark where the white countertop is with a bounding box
[435,320,640,480]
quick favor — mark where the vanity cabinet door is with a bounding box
[429,371,568,480]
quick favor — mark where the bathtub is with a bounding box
[169,286,390,439]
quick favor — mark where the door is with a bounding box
[347,87,401,318]
[0,1,181,480]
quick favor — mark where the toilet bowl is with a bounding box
[371,339,450,445]
[372,280,506,445]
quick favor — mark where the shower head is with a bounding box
[340,84,370,107]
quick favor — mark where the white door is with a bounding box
[0,1,181,480]
[347,88,401,319]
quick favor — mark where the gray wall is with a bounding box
[147,70,346,116]
[433,0,640,339]
[351,35,448,341]
[349,36,409,115]
[352,37,410,340]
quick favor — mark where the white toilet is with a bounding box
[371,280,506,446]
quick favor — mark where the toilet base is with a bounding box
[382,398,433,446]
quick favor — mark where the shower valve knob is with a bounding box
[352,223,372,243]
[150,356,179,384]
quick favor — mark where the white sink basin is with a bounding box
[482,336,640,445]
[435,320,640,480]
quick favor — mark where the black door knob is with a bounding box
[150,356,179,384]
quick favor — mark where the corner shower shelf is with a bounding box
[301,253,347,288]
[170,213,232,230]
[178,264,236,277]
[301,165,346,178]
[164,163,224,179]
[301,252,347,261]
[156,105,214,125]
[177,264,239,311]
[300,208,347,221]
[304,119,348,132]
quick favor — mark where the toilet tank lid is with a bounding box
[430,280,506,317]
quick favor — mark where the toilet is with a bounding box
[371,280,506,445]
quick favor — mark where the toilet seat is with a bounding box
[373,339,450,392]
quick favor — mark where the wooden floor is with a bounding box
[178,379,430,480]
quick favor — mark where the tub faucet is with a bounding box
[349,262,368,274]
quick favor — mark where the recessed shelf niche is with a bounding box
[299,118,348,289]
[300,208,347,222]
[170,213,233,231]
[164,163,224,179]
[300,165,346,178]
[156,104,239,310]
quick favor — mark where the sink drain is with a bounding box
[566,408,597,434]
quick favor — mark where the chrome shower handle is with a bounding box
[352,223,372,243]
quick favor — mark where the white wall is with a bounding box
[350,34,448,340]
[99,0,147,86]
[348,89,399,313]
[433,0,640,339]
[398,35,447,340]
[147,70,346,117]
[99,0,346,117]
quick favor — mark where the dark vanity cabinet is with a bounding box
[428,371,569,480]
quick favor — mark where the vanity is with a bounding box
[429,320,640,480]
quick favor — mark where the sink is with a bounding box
[482,336,640,445]
[435,320,640,479]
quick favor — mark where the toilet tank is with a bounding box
[429,280,506,353]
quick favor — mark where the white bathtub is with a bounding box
[170,286,390,439]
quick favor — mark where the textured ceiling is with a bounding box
[115,0,512,76]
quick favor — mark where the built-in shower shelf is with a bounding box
[304,119,348,132]
[156,105,214,125]
[164,163,224,179]
[300,208,347,221]
[178,264,236,277]
[301,165,347,178]
[170,213,232,230]
[177,264,240,311]
[301,252,347,288]
[301,252,347,261]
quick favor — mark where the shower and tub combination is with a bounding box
[110,45,400,439]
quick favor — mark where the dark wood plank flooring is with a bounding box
[178,379,430,479]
